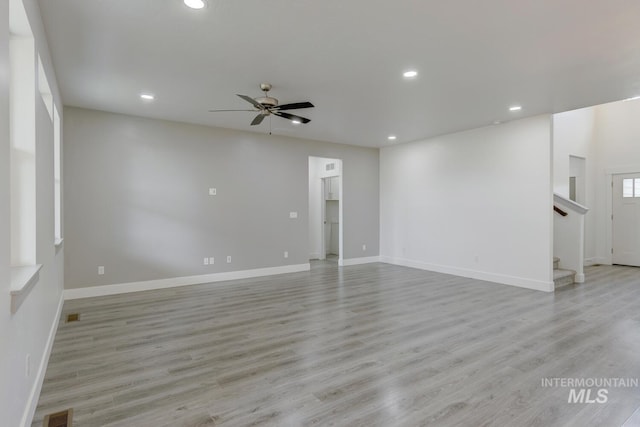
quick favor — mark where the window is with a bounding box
[9,0,42,313]
[9,0,36,266]
[54,105,62,243]
[38,55,54,122]
[622,178,640,198]
[623,179,633,198]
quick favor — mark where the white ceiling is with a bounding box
[38,0,640,147]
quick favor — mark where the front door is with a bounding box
[612,173,640,266]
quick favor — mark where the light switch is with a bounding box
[209,188,217,196]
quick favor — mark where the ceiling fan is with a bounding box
[209,83,314,126]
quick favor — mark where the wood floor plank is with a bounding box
[32,263,640,426]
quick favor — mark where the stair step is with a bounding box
[553,257,560,270]
[554,268,575,289]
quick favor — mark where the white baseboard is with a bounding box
[575,273,585,283]
[64,263,311,300]
[21,292,64,427]
[341,256,381,266]
[380,256,554,292]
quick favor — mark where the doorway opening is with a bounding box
[308,157,342,265]
[569,155,586,204]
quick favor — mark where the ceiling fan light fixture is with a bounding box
[183,0,206,9]
[212,83,313,127]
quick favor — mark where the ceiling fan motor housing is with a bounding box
[255,96,278,108]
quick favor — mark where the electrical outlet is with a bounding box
[227,256,231,263]
[209,188,217,196]
[203,258,209,265]
[25,354,30,378]
[284,251,288,259]
[98,266,104,275]
[362,244,367,251]
[209,257,214,265]
[289,211,298,219]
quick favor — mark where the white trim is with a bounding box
[575,273,585,283]
[64,264,311,300]
[10,264,42,313]
[605,173,614,265]
[338,169,344,268]
[20,292,64,427]
[380,256,554,292]
[553,193,589,215]
[341,256,381,266]
[604,166,640,175]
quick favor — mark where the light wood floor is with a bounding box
[33,262,640,426]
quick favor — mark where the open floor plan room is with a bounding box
[4,1,640,426]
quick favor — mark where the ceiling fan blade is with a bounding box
[208,109,256,112]
[274,111,311,124]
[237,94,264,109]
[274,102,314,111]
[250,113,266,126]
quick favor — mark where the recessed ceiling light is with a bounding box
[140,94,155,101]
[403,70,418,78]
[388,135,397,141]
[291,120,301,125]
[184,0,206,9]
[509,105,522,111]
[623,95,640,102]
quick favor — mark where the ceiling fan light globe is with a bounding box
[184,0,206,9]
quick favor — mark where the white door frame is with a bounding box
[320,177,326,260]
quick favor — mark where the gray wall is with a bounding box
[1,0,65,425]
[64,107,379,289]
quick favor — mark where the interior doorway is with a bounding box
[308,157,342,264]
